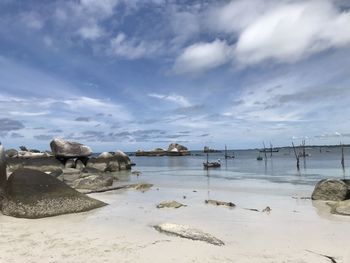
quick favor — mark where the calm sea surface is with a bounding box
[127,147,349,187]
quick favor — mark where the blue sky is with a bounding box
[1,0,350,151]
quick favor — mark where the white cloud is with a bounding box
[148,93,191,107]
[20,12,44,30]
[173,39,232,74]
[209,0,350,66]
[78,24,104,40]
[110,32,163,59]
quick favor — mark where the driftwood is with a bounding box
[306,250,337,263]
[79,183,142,194]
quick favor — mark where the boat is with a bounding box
[224,145,235,159]
[203,161,221,169]
[257,156,263,161]
[259,149,279,153]
[203,152,221,169]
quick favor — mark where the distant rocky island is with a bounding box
[135,143,190,156]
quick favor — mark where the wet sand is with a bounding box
[0,176,349,263]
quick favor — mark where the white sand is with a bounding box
[0,178,349,263]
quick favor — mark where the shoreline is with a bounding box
[1,175,349,263]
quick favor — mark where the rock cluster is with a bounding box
[0,139,134,218]
[136,143,190,156]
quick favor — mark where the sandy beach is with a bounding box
[1,173,349,263]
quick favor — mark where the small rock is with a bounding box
[73,175,113,190]
[5,149,18,158]
[205,199,235,208]
[134,183,153,192]
[154,223,224,246]
[157,201,186,209]
[262,206,272,213]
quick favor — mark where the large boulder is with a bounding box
[86,153,131,172]
[167,143,188,152]
[50,138,92,158]
[6,156,64,173]
[72,174,113,190]
[311,179,349,201]
[1,168,106,218]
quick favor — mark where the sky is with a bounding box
[1,0,350,152]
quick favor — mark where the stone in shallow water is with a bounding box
[311,179,348,201]
[1,168,106,218]
[328,200,350,216]
[157,200,186,209]
[154,223,224,246]
[73,175,113,190]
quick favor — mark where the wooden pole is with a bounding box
[292,142,300,170]
[341,142,345,169]
[263,141,267,159]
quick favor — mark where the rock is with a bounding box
[262,206,272,213]
[154,223,224,246]
[7,156,64,173]
[86,158,108,172]
[131,170,141,176]
[1,168,107,218]
[49,168,63,178]
[75,159,85,170]
[98,152,113,159]
[65,159,76,169]
[134,183,153,192]
[86,154,130,172]
[19,146,28,151]
[328,200,350,216]
[17,151,50,158]
[50,138,92,158]
[72,174,113,190]
[61,168,82,182]
[205,199,235,208]
[5,149,18,158]
[311,179,349,201]
[167,143,188,152]
[82,167,102,174]
[29,149,41,153]
[157,200,186,209]
[0,145,6,195]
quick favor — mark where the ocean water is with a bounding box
[128,147,349,188]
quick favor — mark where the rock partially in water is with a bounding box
[86,158,108,172]
[73,174,113,190]
[154,223,224,246]
[157,200,186,209]
[50,138,92,158]
[1,168,106,218]
[311,179,349,201]
[328,200,350,216]
[205,199,235,208]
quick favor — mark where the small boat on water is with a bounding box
[203,161,221,169]
[257,156,263,161]
[203,152,221,169]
